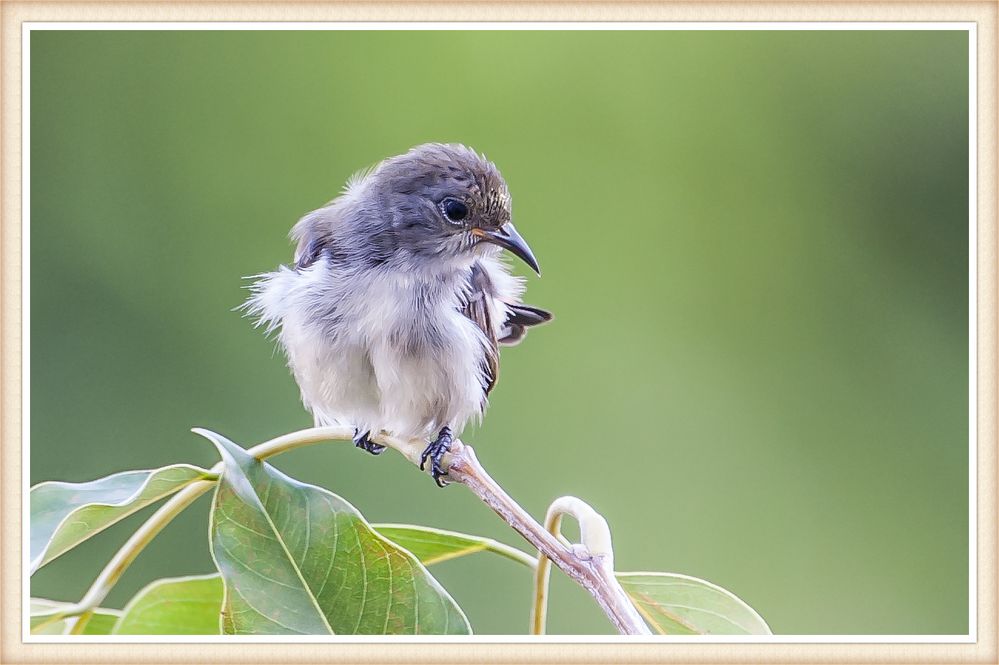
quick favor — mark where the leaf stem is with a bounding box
[67,610,95,635]
[61,477,216,626]
[370,523,539,570]
[531,510,560,634]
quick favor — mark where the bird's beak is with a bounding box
[471,223,541,275]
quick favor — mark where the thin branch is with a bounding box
[447,444,651,635]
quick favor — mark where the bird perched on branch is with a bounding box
[245,143,551,486]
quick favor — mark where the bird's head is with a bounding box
[350,143,540,275]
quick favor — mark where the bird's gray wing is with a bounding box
[295,235,327,270]
[462,262,500,396]
[461,261,554,396]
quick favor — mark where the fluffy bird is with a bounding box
[246,144,551,485]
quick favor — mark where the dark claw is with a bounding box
[353,429,386,455]
[420,427,453,487]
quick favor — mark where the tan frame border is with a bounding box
[2,2,995,664]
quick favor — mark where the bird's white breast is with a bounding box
[247,255,520,440]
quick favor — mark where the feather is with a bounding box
[499,303,553,345]
[462,262,500,396]
[461,261,554,393]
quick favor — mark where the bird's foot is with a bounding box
[353,429,386,455]
[419,427,453,487]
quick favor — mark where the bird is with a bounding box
[244,143,551,486]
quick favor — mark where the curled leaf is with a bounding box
[30,464,214,574]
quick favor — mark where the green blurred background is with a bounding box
[29,30,969,635]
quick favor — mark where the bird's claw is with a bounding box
[419,427,453,487]
[353,430,386,455]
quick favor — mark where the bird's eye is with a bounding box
[441,198,468,223]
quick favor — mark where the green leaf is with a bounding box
[372,523,536,569]
[30,600,121,635]
[616,572,772,635]
[30,464,214,574]
[200,428,470,635]
[114,574,223,635]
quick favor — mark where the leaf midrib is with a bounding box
[231,471,335,634]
